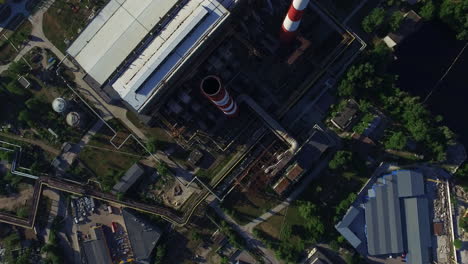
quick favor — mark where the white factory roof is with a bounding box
[111,0,229,112]
[67,0,179,85]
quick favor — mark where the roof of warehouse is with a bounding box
[335,206,363,249]
[82,227,113,264]
[123,209,162,262]
[396,170,425,197]
[67,0,180,85]
[404,197,432,264]
[365,174,404,256]
[111,0,229,112]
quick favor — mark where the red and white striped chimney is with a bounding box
[201,75,238,117]
[280,0,310,43]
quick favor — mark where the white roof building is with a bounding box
[67,0,180,85]
[68,0,230,113]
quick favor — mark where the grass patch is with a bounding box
[79,147,141,191]
[43,0,106,52]
[126,111,173,143]
[253,153,371,263]
[222,190,280,225]
[0,20,32,64]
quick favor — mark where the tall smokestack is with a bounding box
[280,0,310,43]
[201,75,238,117]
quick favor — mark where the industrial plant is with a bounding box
[64,0,356,203]
[1,0,466,263]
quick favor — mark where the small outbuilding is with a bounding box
[331,99,360,131]
[112,163,145,194]
[383,10,422,49]
[17,76,30,89]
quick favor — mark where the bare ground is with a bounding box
[0,186,34,212]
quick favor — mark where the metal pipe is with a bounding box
[237,94,298,176]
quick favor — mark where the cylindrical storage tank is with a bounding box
[280,0,310,43]
[200,75,238,117]
[66,112,81,127]
[52,97,68,113]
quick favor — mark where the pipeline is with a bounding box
[237,94,298,177]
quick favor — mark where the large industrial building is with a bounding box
[67,0,230,113]
[68,0,356,217]
[122,209,162,264]
[82,225,113,264]
[336,170,432,264]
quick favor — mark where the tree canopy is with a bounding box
[385,131,408,150]
[439,0,468,40]
[329,151,353,170]
[362,8,386,33]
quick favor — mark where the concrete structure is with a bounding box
[52,97,68,113]
[68,0,230,113]
[280,0,310,43]
[82,225,113,264]
[200,75,238,117]
[112,163,145,194]
[122,209,162,264]
[336,170,433,263]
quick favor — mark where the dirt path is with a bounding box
[0,132,60,155]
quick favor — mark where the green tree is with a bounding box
[336,193,358,216]
[6,81,27,96]
[389,11,404,31]
[156,162,169,177]
[439,0,468,40]
[460,216,468,231]
[454,238,463,249]
[367,42,392,71]
[190,230,202,241]
[220,256,229,264]
[16,206,29,218]
[338,63,381,97]
[153,244,167,264]
[420,0,436,20]
[146,137,164,153]
[361,8,386,33]
[298,201,318,219]
[385,131,407,150]
[456,164,468,180]
[329,151,353,170]
[116,192,124,201]
[8,61,29,76]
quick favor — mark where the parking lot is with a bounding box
[73,197,133,262]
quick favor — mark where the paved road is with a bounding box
[210,202,281,264]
